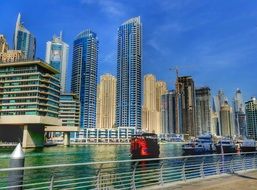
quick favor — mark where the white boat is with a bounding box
[182,134,214,155]
[215,139,236,154]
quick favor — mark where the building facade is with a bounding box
[195,87,211,135]
[71,29,98,130]
[0,50,24,63]
[142,74,158,134]
[233,88,246,137]
[96,74,116,129]
[0,34,24,63]
[59,93,80,127]
[142,74,167,134]
[116,17,142,130]
[245,97,257,140]
[0,59,60,147]
[161,90,176,134]
[212,90,228,136]
[156,81,168,112]
[176,76,196,137]
[45,32,69,92]
[14,13,36,60]
[220,101,234,137]
[76,127,135,142]
[0,35,8,53]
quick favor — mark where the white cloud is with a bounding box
[103,51,116,65]
[81,0,125,17]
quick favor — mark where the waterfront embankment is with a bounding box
[148,170,257,190]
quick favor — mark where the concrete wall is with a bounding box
[0,125,45,148]
[0,125,23,143]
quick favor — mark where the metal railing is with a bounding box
[0,152,257,190]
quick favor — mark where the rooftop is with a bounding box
[0,59,59,74]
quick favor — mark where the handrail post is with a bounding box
[159,161,164,186]
[49,175,55,190]
[242,155,246,171]
[182,158,187,181]
[200,157,205,178]
[229,155,234,174]
[131,161,138,190]
[253,153,256,169]
[216,158,220,175]
[96,164,103,190]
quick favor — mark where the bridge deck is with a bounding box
[147,170,257,190]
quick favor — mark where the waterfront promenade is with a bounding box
[152,170,257,190]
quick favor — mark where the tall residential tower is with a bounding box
[195,87,211,135]
[71,30,98,130]
[45,32,69,92]
[96,74,116,129]
[246,97,257,140]
[233,88,246,136]
[176,76,196,137]
[116,17,142,130]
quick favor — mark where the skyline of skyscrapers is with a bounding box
[1,12,256,140]
[71,29,98,130]
[14,13,36,60]
[45,32,69,92]
[115,17,142,130]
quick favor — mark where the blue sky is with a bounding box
[1,0,257,102]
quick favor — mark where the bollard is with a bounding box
[8,143,25,190]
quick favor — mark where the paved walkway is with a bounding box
[147,170,257,190]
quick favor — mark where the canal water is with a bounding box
[0,143,251,189]
[0,143,183,168]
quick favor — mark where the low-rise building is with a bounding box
[0,59,60,148]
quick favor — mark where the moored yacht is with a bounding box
[182,134,214,155]
[215,139,236,154]
[240,139,256,152]
[130,133,160,159]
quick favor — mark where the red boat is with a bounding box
[130,133,160,159]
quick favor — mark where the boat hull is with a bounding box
[241,146,256,152]
[131,152,159,159]
[215,145,236,154]
[182,147,213,155]
[183,148,204,155]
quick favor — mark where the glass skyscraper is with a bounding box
[45,32,69,92]
[246,97,257,140]
[14,13,36,59]
[116,17,142,130]
[233,88,246,136]
[71,30,98,130]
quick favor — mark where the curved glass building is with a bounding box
[116,17,142,130]
[14,13,36,59]
[71,30,98,129]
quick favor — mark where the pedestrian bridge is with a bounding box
[1,151,257,189]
